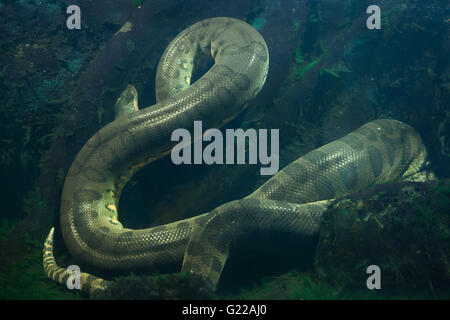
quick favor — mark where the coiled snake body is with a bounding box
[43,17,430,296]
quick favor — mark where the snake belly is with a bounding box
[59,17,268,272]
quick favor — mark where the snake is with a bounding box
[42,17,432,297]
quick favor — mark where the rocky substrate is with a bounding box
[314,179,450,292]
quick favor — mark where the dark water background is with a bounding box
[0,0,448,299]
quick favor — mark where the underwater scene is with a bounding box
[0,0,449,301]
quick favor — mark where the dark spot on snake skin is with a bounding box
[60,274,70,284]
[84,209,98,219]
[119,130,142,159]
[83,166,107,183]
[197,32,205,42]
[213,64,234,78]
[401,131,412,163]
[230,73,251,92]
[99,226,109,233]
[194,214,211,228]
[303,150,327,165]
[177,222,190,230]
[218,40,225,47]
[84,275,97,290]
[207,255,223,273]
[314,181,336,199]
[48,269,55,280]
[174,84,185,93]
[186,239,205,257]
[87,133,103,149]
[215,87,237,109]
[122,231,134,238]
[201,19,210,28]
[318,154,344,172]
[257,179,275,196]
[74,189,102,203]
[211,232,230,254]
[219,44,240,57]
[158,90,169,101]
[172,69,180,79]
[68,160,83,176]
[53,268,64,279]
[105,203,115,212]
[156,77,166,88]
[283,162,309,184]
[98,145,116,170]
[380,134,396,166]
[358,126,377,142]
[341,134,364,150]
[339,162,358,189]
[367,146,383,178]
[209,23,231,42]
[119,130,136,149]
[106,188,117,198]
[114,231,134,255]
[195,99,215,118]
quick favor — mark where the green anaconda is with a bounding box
[43,17,431,296]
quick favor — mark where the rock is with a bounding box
[314,180,450,292]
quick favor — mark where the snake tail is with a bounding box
[43,228,109,296]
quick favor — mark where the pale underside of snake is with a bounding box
[43,17,432,296]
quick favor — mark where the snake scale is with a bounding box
[43,17,431,296]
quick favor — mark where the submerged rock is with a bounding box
[314,180,450,292]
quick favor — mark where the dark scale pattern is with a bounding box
[83,166,108,183]
[67,159,83,177]
[208,255,223,273]
[358,126,377,141]
[229,73,251,92]
[185,237,207,257]
[339,162,359,189]
[303,150,328,165]
[155,77,166,88]
[157,90,169,101]
[99,226,109,233]
[282,162,309,184]
[340,134,364,150]
[176,222,190,230]
[219,44,241,57]
[380,134,397,166]
[367,146,383,178]
[73,189,102,203]
[314,180,336,199]
[98,145,116,170]
[401,131,412,164]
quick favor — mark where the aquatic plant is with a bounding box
[0,219,80,299]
